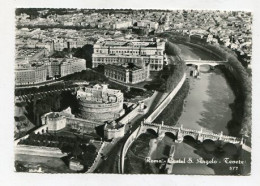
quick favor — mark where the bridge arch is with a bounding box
[186,63,227,72]
[145,128,158,137]
[202,139,216,152]
[186,63,199,67]
[222,143,238,155]
[164,132,177,140]
[189,34,204,39]
[198,64,212,72]
[209,63,227,69]
[183,135,197,142]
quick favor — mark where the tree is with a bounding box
[72,142,83,159]
[85,144,97,154]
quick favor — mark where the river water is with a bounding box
[176,44,234,135]
[176,69,234,134]
[161,44,237,175]
[126,43,243,175]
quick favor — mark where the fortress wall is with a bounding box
[14,124,49,145]
[119,104,141,125]
[77,98,124,121]
[66,117,102,133]
[78,103,123,113]
[105,125,126,139]
[77,110,121,121]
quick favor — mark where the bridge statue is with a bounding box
[141,121,243,146]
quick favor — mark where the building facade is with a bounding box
[41,107,75,132]
[15,63,47,85]
[114,20,133,29]
[136,20,159,30]
[76,84,125,121]
[41,107,102,133]
[104,121,125,140]
[92,38,165,71]
[104,62,150,84]
[46,60,61,78]
[15,57,86,85]
[60,58,86,77]
[41,112,67,131]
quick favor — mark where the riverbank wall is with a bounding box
[120,124,142,173]
[120,73,186,173]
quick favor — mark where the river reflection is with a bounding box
[126,44,241,175]
[177,67,235,135]
[148,68,237,175]
[170,67,236,174]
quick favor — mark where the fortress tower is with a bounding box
[76,84,125,121]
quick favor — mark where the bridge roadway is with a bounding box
[141,122,242,144]
[120,121,249,173]
[184,59,227,67]
[184,59,229,72]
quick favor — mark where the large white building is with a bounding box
[114,20,133,29]
[104,62,150,84]
[136,20,159,30]
[15,56,86,85]
[60,57,86,77]
[15,62,47,85]
[92,38,165,71]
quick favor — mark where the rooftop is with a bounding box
[105,63,142,71]
[95,38,163,48]
[16,48,46,60]
[76,84,123,103]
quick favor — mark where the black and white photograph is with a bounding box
[13,7,252,175]
[1,0,260,185]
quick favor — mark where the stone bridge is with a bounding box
[15,86,78,102]
[141,122,243,145]
[120,121,245,173]
[189,33,205,39]
[184,59,228,71]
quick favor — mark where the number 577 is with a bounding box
[229,167,238,171]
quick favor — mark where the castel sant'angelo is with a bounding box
[76,84,125,121]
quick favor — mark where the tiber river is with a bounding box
[171,44,236,175]
[176,44,234,135]
[126,43,248,175]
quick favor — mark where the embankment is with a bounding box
[120,73,186,173]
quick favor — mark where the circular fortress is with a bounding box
[76,84,125,121]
